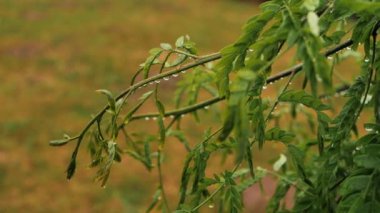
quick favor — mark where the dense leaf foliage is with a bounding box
[51,0,380,212]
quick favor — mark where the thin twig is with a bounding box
[130,40,354,121]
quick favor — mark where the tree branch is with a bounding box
[129,40,354,121]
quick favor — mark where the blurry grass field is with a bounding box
[0,0,262,212]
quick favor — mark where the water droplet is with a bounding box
[155,80,161,83]
[208,204,215,209]
[262,85,267,90]
[364,58,370,63]
[145,117,150,121]
[163,77,170,81]
[172,73,179,77]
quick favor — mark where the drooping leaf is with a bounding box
[49,138,71,146]
[273,154,287,171]
[96,89,116,111]
[288,144,313,187]
[146,188,162,213]
[266,179,291,212]
[279,90,329,111]
[266,127,295,143]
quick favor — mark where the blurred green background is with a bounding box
[0,0,265,212]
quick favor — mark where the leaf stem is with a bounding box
[190,184,224,212]
[157,150,170,212]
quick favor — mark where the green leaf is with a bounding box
[66,156,76,179]
[149,47,162,55]
[265,127,295,143]
[155,100,165,116]
[317,112,330,154]
[219,107,237,141]
[146,189,162,213]
[353,144,380,169]
[273,154,287,171]
[266,180,291,212]
[236,168,266,192]
[178,154,193,206]
[288,144,313,187]
[157,116,165,145]
[339,175,370,196]
[375,83,380,124]
[49,138,71,146]
[307,12,320,36]
[303,0,319,11]
[364,123,380,133]
[356,133,378,145]
[160,43,172,50]
[96,89,116,111]
[353,154,380,169]
[246,146,255,178]
[143,49,163,79]
[279,90,329,111]
[237,69,256,81]
[336,0,380,18]
[125,150,152,170]
[167,130,191,152]
[175,36,185,48]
